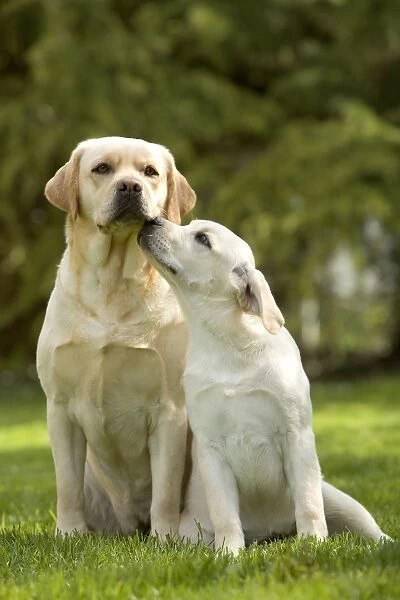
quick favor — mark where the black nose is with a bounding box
[117,178,143,194]
[146,217,163,227]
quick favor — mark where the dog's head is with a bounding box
[139,219,284,335]
[44,137,196,231]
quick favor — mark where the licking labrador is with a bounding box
[139,217,390,553]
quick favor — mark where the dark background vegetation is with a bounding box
[1,0,400,379]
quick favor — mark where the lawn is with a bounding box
[0,376,399,599]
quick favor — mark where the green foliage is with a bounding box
[0,376,399,598]
[1,0,400,371]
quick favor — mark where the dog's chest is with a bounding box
[38,303,173,506]
[38,277,180,460]
[186,372,286,433]
[187,381,289,495]
[46,307,167,459]
[54,339,162,454]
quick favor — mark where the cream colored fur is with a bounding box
[37,137,195,536]
[139,218,391,554]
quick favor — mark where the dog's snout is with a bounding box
[117,178,143,195]
[138,217,164,244]
[147,217,164,227]
[110,176,155,224]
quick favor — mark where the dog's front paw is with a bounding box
[214,529,245,556]
[56,521,89,536]
[151,519,179,542]
[296,508,328,541]
[297,520,328,541]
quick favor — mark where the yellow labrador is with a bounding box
[37,137,195,536]
[139,218,390,553]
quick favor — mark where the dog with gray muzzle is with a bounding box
[37,137,195,537]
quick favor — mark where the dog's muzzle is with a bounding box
[138,219,177,274]
[108,178,155,224]
[137,218,164,244]
[138,218,166,250]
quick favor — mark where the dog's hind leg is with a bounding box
[322,481,391,540]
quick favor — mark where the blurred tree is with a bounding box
[1,0,400,375]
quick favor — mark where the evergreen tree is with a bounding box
[1,0,400,373]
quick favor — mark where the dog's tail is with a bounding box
[322,480,391,541]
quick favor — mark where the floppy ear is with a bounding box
[165,151,196,224]
[232,267,284,335]
[44,147,83,220]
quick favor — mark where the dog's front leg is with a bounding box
[197,439,244,555]
[283,428,328,540]
[47,401,88,534]
[149,401,187,540]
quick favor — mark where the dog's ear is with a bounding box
[165,150,196,224]
[45,147,83,220]
[232,266,284,335]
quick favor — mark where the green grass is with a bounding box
[0,377,399,599]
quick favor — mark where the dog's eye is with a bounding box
[144,165,159,177]
[92,163,111,174]
[194,232,211,249]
